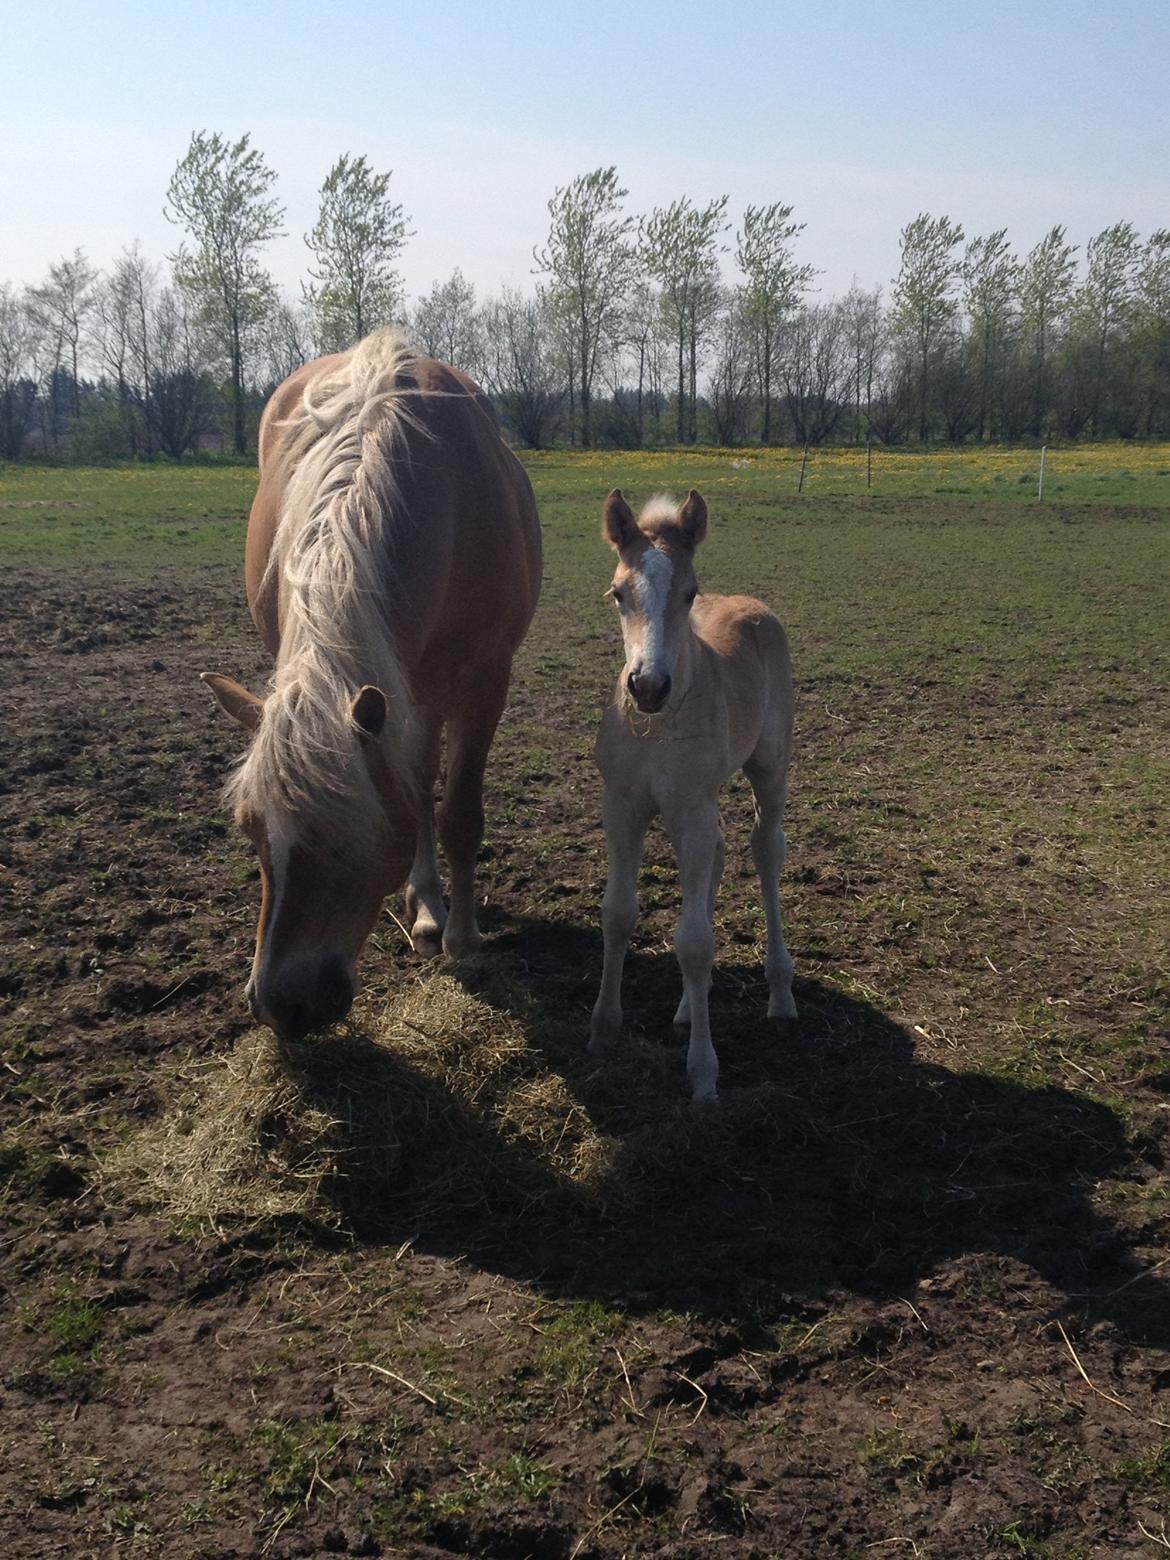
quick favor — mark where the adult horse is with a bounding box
[202,329,542,1041]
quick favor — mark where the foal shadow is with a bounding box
[273,913,1169,1349]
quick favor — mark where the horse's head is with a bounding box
[201,673,417,1041]
[602,488,708,715]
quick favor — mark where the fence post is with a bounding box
[798,444,809,493]
[866,439,872,490]
[1038,445,1047,500]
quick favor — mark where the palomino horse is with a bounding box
[590,489,796,1101]
[202,329,542,1041]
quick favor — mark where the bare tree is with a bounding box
[707,290,756,445]
[479,286,563,448]
[839,283,885,442]
[778,302,850,445]
[0,284,43,458]
[412,268,483,372]
[534,167,636,448]
[95,244,158,452]
[735,202,816,443]
[166,131,284,454]
[28,248,98,430]
[259,296,313,390]
[305,153,410,351]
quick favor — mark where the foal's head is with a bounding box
[602,488,708,715]
[201,674,416,1042]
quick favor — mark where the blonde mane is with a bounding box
[227,328,423,852]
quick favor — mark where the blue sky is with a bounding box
[3,0,1167,303]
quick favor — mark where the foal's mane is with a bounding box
[227,328,423,850]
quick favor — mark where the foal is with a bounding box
[590,489,797,1101]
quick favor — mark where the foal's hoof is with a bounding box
[588,1016,621,1057]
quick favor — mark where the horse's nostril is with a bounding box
[627,670,640,697]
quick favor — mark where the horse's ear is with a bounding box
[201,672,263,732]
[602,489,638,552]
[351,685,387,738]
[678,489,708,549]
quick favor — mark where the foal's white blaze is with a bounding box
[631,545,674,685]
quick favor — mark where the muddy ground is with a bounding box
[2,558,1169,1559]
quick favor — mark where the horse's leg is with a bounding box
[589,787,649,1056]
[668,804,724,1101]
[437,668,510,959]
[403,709,446,958]
[744,751,797,1020]
[673,829,724,1028]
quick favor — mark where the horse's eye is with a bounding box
[612,587,625,607]
[685,589,698,606]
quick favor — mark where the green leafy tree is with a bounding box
[962,230,1018,439]
[534,167,636,447]
[1068,221,1140,432]
[166,131,284,454]
[892,213,965,442]
[1018,225,1077,437]
[735,202,815,442]
[641,196,729,442]
[305,154,411,351]
[1135,230,1170,434]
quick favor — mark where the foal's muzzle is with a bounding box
[627,669,671,714]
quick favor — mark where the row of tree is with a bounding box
[3,134,1169,460]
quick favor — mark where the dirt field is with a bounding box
[2,474,1169,1557]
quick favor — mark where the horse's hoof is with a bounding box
[691,1088,720,1109]
[768,991,798,1020]
[411,926,445,959]
[443,929,483,960]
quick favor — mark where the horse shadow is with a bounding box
[275,913,1169,1349]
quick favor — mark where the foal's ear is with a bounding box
[602,489,638,552]
[351,685,387,738]
[200,672,263,732]
[678,489,708,549]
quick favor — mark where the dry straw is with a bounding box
[106,966,788,1244]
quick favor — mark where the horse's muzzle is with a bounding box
[248,958,355,1041]
[628,669,671,714]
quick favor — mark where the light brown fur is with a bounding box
[203,329,542,1040]
[591,489,796,1100]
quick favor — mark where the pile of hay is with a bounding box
[108,964,805,1288]
[108,971,629,1234]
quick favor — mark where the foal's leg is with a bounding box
[403,709,446,957]
[668,803,723,1101]
[437,667,510,959]
[589,787,649,1056]
[744,753,797,1019]
[672,827,724,1028]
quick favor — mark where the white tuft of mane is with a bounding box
[227,329,423,854]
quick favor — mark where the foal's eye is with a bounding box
[685,588,698,606]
